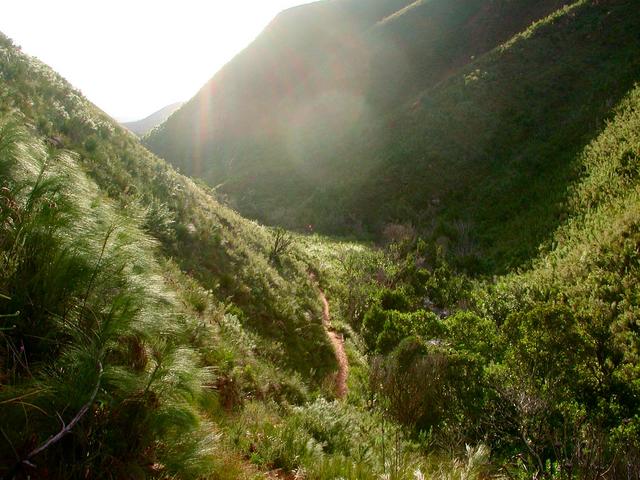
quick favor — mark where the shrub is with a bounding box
[371,337,485,434]
[362,305,445,354]
[269,226,294,264]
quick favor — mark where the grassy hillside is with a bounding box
[141,0,630,274]
[475,82,640,475]
[0,29,509,480]
[123,102,183,136]
[0,117,219,477]
[0,31,351,477]
[144,0,410,176]
[367,0,568,107]
[0,32,334,381]
[346,0,640,272]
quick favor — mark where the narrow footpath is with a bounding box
[313,276,348,399]
[266,277,349,479]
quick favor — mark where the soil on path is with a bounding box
[310,273,348,399]
[264,275,349,479]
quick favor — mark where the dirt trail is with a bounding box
[310,274,348,399]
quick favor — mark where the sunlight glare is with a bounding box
[0,0,315,120]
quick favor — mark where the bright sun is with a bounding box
[0,0,314,121]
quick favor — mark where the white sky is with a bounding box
[1,0,313,121]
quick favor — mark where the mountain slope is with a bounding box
[347,0,640,271]
[123,101,182,136]
[474,83,640,474]
[0,29,343,477]
[0,29,508,480]
[2,7,640,477]
[0,32,335,379]
[146,0,640,273]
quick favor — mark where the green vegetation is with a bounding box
[145,0,640,274]
[0,29,494,480]
[304,82,640,478]
[2,0,640,477]
[0,118,216,477]
[0,31,333,479]
[0,31,334,382]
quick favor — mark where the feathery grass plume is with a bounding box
[0,117,216,478]
[1,31,336,384]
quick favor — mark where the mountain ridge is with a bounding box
[143,0,632,273]
[123,101,183,136]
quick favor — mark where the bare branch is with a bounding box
[8,361,103,478]
[269,227,294,263]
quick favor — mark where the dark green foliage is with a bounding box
[371,337,486,434]
[269,226,294,264]
[444,311,496,362]
[502,304,588,394]
[479,84,640,477]
[0,120,214,478]
[145,0,640,275]
[349,0,640,272]
[332,76,640,466]
[378,287,413,312]
[421,247,469,308]
[363,306,444,354]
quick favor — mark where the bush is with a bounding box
[445,311,498,362]
[362,305,445,354]
[371,337,486,434]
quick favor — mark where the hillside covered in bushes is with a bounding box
[1,0,640,478]
[145,0,640,273]
[0,31,336,478]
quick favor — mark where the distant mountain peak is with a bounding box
[123,101,183,136]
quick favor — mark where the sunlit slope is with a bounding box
[0,117,226,477]
[476,83,640,459]
[0,32,335,379]
[366,0,568,106]
[343,0,640,272]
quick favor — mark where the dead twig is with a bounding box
[4,362,103,479]
[27,362,102,459]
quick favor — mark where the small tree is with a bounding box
[269,227,294,264]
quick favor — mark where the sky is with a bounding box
[1,0,313,121]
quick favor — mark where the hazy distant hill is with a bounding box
[145,0,632,271]
[123,101,182,136]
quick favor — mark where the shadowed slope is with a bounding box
[142,0,637,274]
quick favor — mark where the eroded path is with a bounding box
[311,275,348,399]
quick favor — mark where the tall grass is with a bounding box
[0,31,336,384]
[0,118,216,478]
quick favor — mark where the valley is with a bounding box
[1,0,639,479]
